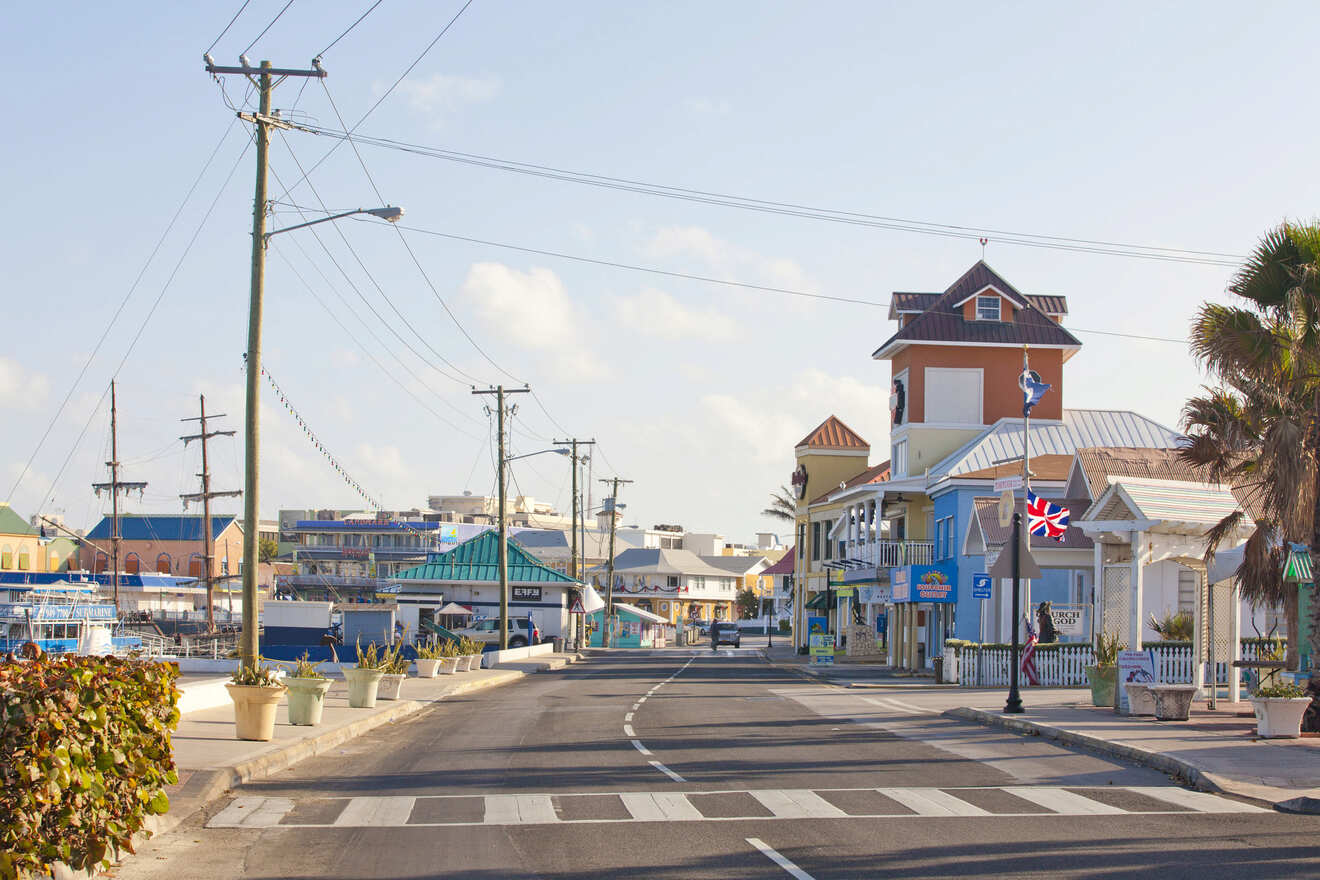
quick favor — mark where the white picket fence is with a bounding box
[952,640,1283,688]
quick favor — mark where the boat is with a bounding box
[0,582,143,655]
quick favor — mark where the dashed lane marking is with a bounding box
[747,837,816,880]
[648,760,685,782]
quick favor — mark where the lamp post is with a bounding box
[238,205,403,672]
[497,447,569,649]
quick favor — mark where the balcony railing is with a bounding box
[855,540,935,568]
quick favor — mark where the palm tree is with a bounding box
[761,485,798,523]
[1180,222,1320,700]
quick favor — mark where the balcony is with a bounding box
[854,540,934,568]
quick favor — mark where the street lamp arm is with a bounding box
[264,206,403,241]
[505,448,570,464]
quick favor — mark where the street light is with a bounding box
[495,447,570,649]
[237,203,403,673]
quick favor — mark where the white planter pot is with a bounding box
[438,656,460,675]
[468,653,486,670]
[377,672,407,700]
[1250,696,1311,738]
[415,658,441,679]
[226,683,286,741]
[1124,683,1156,716]
[344,666,385,708]
[285,677,332,726]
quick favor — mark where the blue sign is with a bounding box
[972,573,992,600]
[889,566,956,604]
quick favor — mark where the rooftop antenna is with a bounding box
[979,237,989,260]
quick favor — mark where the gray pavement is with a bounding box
[114,652,1320,879]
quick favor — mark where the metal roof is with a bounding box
[596,548,737,578]
[392,531,577,585]
[795,415,869,451]
[0,504,35,536]
[931,410,1182,480]
[1106,478,1243,526]
[86,514,237,542]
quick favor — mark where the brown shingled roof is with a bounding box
[960,455,1074,483]
[796,415,870,451]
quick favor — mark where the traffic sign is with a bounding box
[972,573,992,600]
[569,598,585,614]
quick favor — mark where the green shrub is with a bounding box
[0,653,181,878]
[1254,680,1307,699]
[1094,631,1125,667]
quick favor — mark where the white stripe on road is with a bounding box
[1129,786,1269,813]
[878,787,990,817]
[648,760,686,782]
[751,789,847,819]
[1003,786,1124,815]
[623,724,636,737]
[881,697,940,715]
[864,696,938,715]
[625,712,634,721]
[631,739,652,755]
[621,791,700,820]
[209,796,294,827]
[483,794,559,825]
[746,838,816,880]
[632,703,641,710]
[335,796,416,827]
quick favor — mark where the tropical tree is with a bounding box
[1179,222,1320,715]
[736,588,760,619]
[761,485,797,522]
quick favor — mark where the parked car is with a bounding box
[711,621,741,649]
[452,616,542,648]
[691,620,712,636]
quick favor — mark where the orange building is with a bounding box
[80,514,243,579]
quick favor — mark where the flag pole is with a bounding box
[1022,345,1032,640]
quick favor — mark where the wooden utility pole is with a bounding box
[473,385,530,649]
[92,381,147,612]
[180,395,241,632]
[552,438,595,581]
[205,54,326,671]
[599,476,632,648]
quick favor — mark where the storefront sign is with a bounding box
[1117,649,1156,712]
[439,525,459,544]
[511,586,543,602]
[1046,603,1086,636]
[835,585,854,598]
[889,566,955,603]
[791,464,809,500]
[972,573,992,600]
[809,632,835,663]
[856,584,892,604]
[806,615,828,637]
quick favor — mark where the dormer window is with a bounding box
[975,295,1001,321]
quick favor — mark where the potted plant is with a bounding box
[377,639,410,701]
[463,637,485,671]
[284,651,333,726]
[1249,679,1312,738]
[345,638,388,708]
[436,639,461,674]
[414,640,445,678]
[1084,631,1124,708]
[225,657,286,741]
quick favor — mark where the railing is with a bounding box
[860,540,935,568]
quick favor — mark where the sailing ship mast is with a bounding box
[91,381,146,611]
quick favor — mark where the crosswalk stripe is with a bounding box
[621,792,702,821]
[484,794,559,824]
[877,788,990,817]
[882,697,940,715]
[209,796,294,828]
[334,796,416,826]
[1128,786,1269,813]
[1002,787,1124,815]
[751,789,848,819]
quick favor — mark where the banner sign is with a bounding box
[1116,649,1156,712]
[889,566,955,603]
[1046,603,1086,636]
[511,586,543,602]
[856,584,892,604]
[890,567,910,603]
[809,632,835,663]
[439,525,459,544]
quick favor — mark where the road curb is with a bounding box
[944,706,1279,810]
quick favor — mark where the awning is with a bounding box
[436,602,474,616]
[804,592,837,611]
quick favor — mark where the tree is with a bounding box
[1179,222,1320,715]
[761,485,797,522]
[736,588,759,619]
[258,538,279,564]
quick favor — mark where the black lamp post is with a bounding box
[1004,512,1025,714]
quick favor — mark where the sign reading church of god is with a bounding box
[889,566,955,604]
[511,586,543,602]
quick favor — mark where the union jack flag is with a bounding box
[1021,616,1040,686]
[1026,491,1070,542]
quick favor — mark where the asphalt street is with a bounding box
[117,650,1320,879]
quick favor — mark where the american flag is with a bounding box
[1026,491,1070,542]
[1021,616,1040,686]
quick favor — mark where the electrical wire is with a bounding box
[241,0,295,57]
[34,387,111,517]
[7,120,243,506]
[206,0,253,55]
[317,0,384,57]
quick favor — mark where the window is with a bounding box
[976,295,1001,321]
[924,367,983,425]
[941,516,955,559]
[156,553,172,574]
[812,522,821,562]
[667,575,679,588]
[892,440,908,477]
[1177,569,1197,614]
[935,519,945,558]
[823,523,833,560]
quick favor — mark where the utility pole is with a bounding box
[555,438,594,652]
[180,395,241,632]
[473,385,530,649]
[92,381,147,612]
[599,476,632,648]
[205,54,325,671]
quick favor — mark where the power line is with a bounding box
[317,0,384,57]
[296,124,1244,267]
[7,120,244,506]
[241,0,295,57]
[206,0,253,55]
[375,221,1189,345]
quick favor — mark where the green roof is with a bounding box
[393,530,579,585]
[1283,544,1314,584]
[0,504,36,536]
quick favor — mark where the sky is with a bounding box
[3,2,1319,543]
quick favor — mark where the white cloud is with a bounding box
[0,357,50,409]
[613,287,737,341]
[392,73,501,124]
[461,262,606,381]
[643,226,819,298]
[685,97,731,115]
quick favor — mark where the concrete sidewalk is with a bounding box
[949,696,1320,811]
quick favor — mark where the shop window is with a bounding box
[0,546,11,570]
[47,551,61,571]
[95,553,109,573]
[124,553,141,574]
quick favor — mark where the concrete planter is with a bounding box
[285,677,332,726]
[1250,696,1312,738]
[415,658,442,679]
[1123,682,1156,716]
[344,666,385,708]
[1084,666,1116,707]
[1151,684,1198,721]
[438,656,460,675]
[377,672,407,700]
[225,683,286,741]
[468,653,486,671]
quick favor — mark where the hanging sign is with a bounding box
[998,490,1015,528]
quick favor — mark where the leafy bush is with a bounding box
[285,651,327,680]
[1254,680,1307,699]
[1148,610,1194,642]
[1,653,180,878]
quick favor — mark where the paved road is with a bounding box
[121,651,1319,879]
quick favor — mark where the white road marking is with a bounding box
[1003,786,1124,815]
[483,794,559,825]
[625,712,634,722]
[1129,786,1269,813]
[621,791,701,820]
[751,789,847,819]
[864,697,920,715]
[877,787,990,817]
[334,796,416,827]
[632,703,641,710]
[631,739,652,755]
[623,723,636,737]
[647,760,686,783]
[209,796,294,828]
[881,697,941,715]
[747,837,817,880]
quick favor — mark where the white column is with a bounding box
[1129,530,1144,652]
[1228,579,1241,703]
[1092,541,1102,647]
